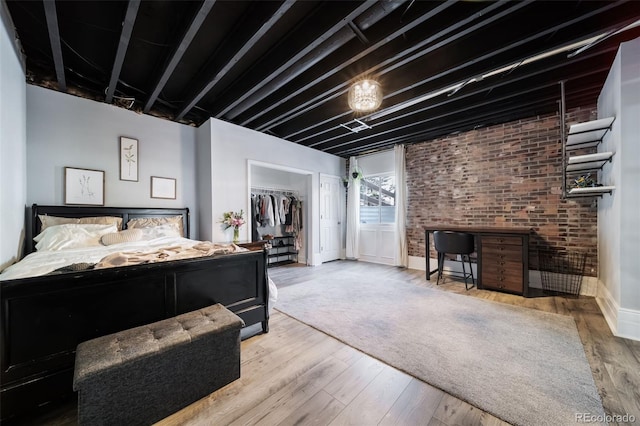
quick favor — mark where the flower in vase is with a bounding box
[220,210,245,242]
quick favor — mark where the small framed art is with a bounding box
[120,136,138,181]
[151,176,176,199]
[64,167,105,205]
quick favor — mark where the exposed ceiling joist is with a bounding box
[216,0,380,120]
[7,0,639,157]
[105,0,140,104]
[143,1,216,113]
[175,0,296,121]
[42,0,65,91]
[283,4,630,145]
[257,0,521,135]
[246,0,458,129]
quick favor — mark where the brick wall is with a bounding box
[406,106,599,276]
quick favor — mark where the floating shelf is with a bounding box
[566,116,615,149]
[567,186,615,197]
[566,152,614,172]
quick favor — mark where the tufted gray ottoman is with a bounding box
[73,304,244,426]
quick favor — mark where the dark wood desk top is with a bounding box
[424,225,531,235]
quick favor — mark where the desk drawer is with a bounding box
[482,261,522,278]
[482,245,522,260]
[481,273,523,293]
[481,235,523,246]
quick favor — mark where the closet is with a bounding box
[249,163,310,267]
[250,187,303,267]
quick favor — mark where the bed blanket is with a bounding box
[95,242,247,269]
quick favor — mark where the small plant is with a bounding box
[351,166,363,180]
[573,174,596,188]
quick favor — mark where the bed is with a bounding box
[0,204,269,421]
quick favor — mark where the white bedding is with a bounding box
[0,236,223,281]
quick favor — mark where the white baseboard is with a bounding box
[596,283,640,342]
[408,255,427,271]
[618,308,640,341]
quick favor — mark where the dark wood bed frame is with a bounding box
[1,204,269,421]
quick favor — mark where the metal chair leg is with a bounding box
[461,256,469,290]
[467,255,476,288]
[436,252,444,285]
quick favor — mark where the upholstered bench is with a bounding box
[73,304,244,426]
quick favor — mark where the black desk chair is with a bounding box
[433,231,476,290]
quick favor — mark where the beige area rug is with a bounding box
[274,270,605,426]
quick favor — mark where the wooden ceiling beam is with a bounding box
[265,1,622,142]
[143,1,216,114]
[175,0,296,121]
[258,0,526,135]
[217,1,379,120]
[105,0,140,104]
[302,46,616,148]
[332,99,564,157]
[43,0,66,91]
[321,71,607,155]
[245,0,458,129]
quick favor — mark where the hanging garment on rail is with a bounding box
[278,195,290,222]
[250,195,260,242]
[271,195,281,225]
[258,194,275,227]
[285,198,303,250]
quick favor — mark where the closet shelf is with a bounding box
[566,116,615,149]
[567,186,615,197]
[266,235,298,267]
[566,152,614,173]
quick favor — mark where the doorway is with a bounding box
[249,162,311,265]
[320,174,342,263]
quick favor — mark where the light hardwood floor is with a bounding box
[23,261,640,426]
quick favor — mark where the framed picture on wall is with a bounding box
[151,176,176,199]
[64,167,105,205]
[119,136,138,181]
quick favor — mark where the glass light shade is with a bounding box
[348,79,382,112]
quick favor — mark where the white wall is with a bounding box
[0,2,26,270]
[196,120,212,240]
[25,86,199,237]
[597,37,640,341]
[200,118,345,265]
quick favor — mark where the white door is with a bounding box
[320,175,341,262]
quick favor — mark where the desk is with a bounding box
[425,226,531,297]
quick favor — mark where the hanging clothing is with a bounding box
[278,195,289,223]
[250,195,260,241]
[250,190,301,247]
[271,195,281,225]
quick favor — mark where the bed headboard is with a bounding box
[27,204,190,254]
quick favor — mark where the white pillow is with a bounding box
[100,229,143,246]
[138,223,182,240]
[34,223,118,251]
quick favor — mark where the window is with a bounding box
[359,174,395,224]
